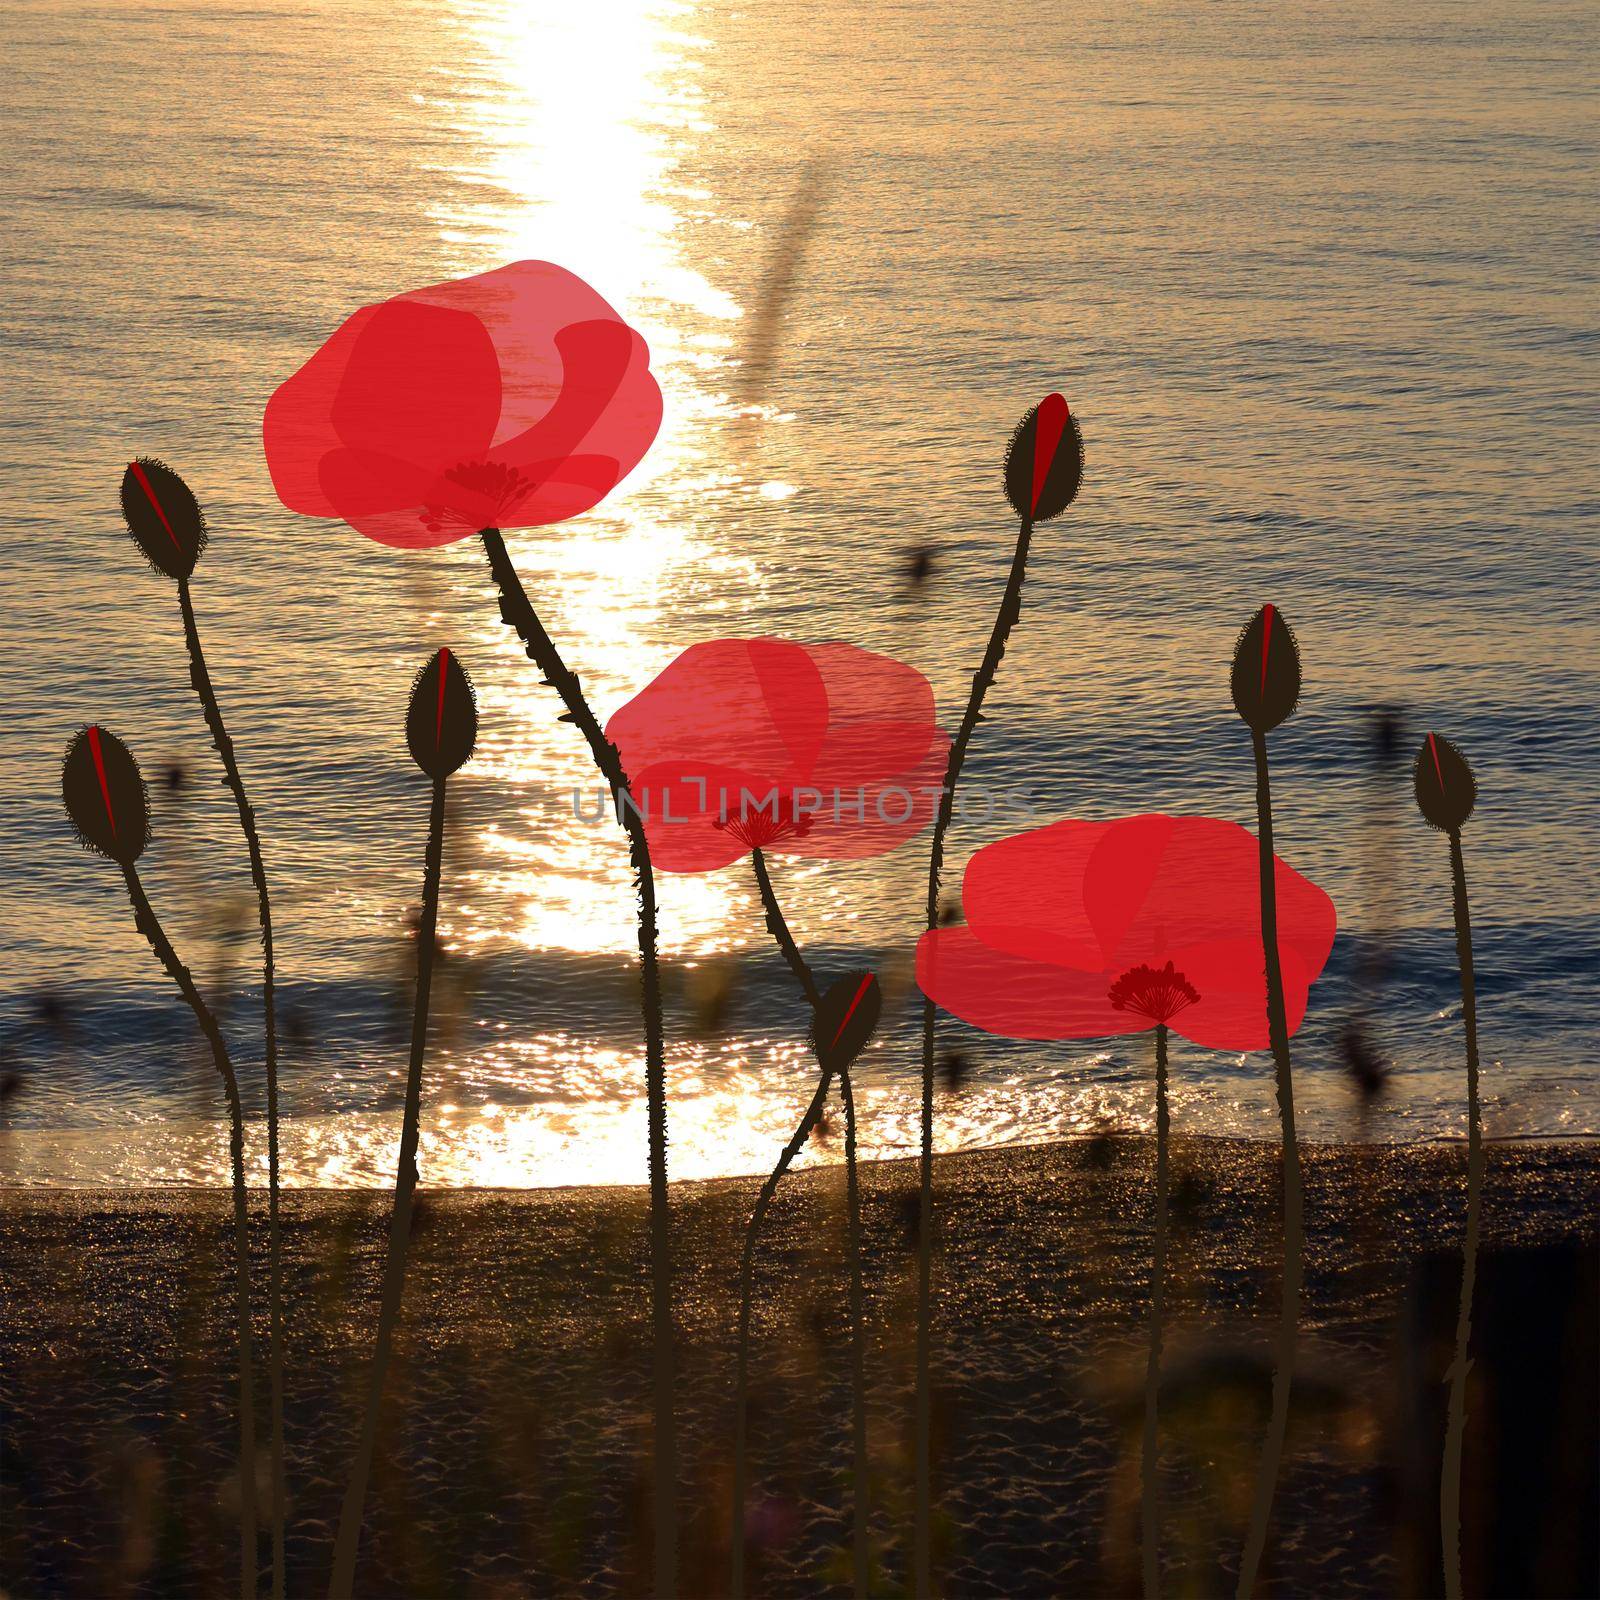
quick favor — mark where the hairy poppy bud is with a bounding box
[1230,604,1301,733]
[120,458,207,580]
[407,648,478,779]
[1414,732,1475,833]
[63,725,150,864]
[811,969,882,1074]
[1004,393,1083,523]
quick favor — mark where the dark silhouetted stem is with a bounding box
[734,850,828,1596]
[731,1062,834,1598]
[1142,1023,1170,1600]
[327,777,446,1600]
[479,526,675,1597]
[1440,828,1481,1600]
[1237,728,1302,1600]
[841,1065,870,1600]
[917,511,1034,1597]
[751,847,820,1007]
[178,576,285,1599]
[751,850,870,1596]
[122,864,256,1600]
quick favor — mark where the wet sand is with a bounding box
[2,1137,1596,1598]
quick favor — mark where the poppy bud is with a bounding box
[1414,732,1475,833]
[62,726,150,864]
[811,970,882,1074]
[1230,604,1301,733]
[120,458,207,580]
[1004,393,1083,523]
[407,648,478,779]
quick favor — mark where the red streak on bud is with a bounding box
[128,461,184,554]
[1428,731,1445,792]
[1260,603,1275,698]
[436,647,450,747]
[87,726,117,841]
[831,972,875,1048]
[1030,393,1069,515]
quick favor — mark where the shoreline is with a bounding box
[4,1138,1597,1595]
[3,1127,1598,1199]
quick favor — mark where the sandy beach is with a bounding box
[2,1137,1596,1598]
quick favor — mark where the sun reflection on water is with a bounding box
[432,0,750,959]
[396,0,776,1185]
[0,0,1222,1192]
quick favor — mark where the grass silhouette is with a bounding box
[327,650,477,1598]
[1230,604,1306,1599]
[120,456,289,1600]
[733,846,880,1598]
[61,725,259,1600]
[914,393,1082,1596]
[1414,731,1482,1600]
[478,528,677,1598]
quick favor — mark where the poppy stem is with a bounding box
[751,847,820,1006]
[734,847,836,1598]
[177,575,285,1600]
[730,1060,835,1599]
[1142,1022,1170,1600]
[1237,727,1303,1600]
[120,862,257,1600]
[916,510,1034,1597]
[477,526,676,1598]
[327,776,446,1600]
[1440,827,1481,1600]
[841,1063,871,1600]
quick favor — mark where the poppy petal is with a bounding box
[432,454,625,534]
[496,321,655,463]
[317,447,437,517]
[1082,813,1187,963]
[264,304,382,516]
[265,260,662,543]
[400,260,646,444]
[1087,814,1335,987]
[1169,939,1317,1051]
[313,449,471,549]
[626,760,772,873]
[961,818,1114,971]
[607,639,828,783]
[785,727,951,860]
[916,927,1150,1042]
[328,299,501,469]
[807,641,945,785]
[606,636,948,871]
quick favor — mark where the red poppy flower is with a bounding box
[263,260,662,548]
[605,638,951,874]
[916,814,1336,1051]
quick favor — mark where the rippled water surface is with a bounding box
[2,0,1595,1184]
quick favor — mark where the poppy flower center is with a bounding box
[1107,959,1200,1024]
[418,459,535,535]
[712,791,817,853]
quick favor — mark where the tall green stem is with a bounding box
[478,526,675,1597]
[178,576,285,1598]
[122,865,257,1600]
[1237,729,1302,1599]
[1142,1024,1170,1600]
[327,778,446,1599]
[1439,829,1481,1600]
[916,511,1034,1597]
